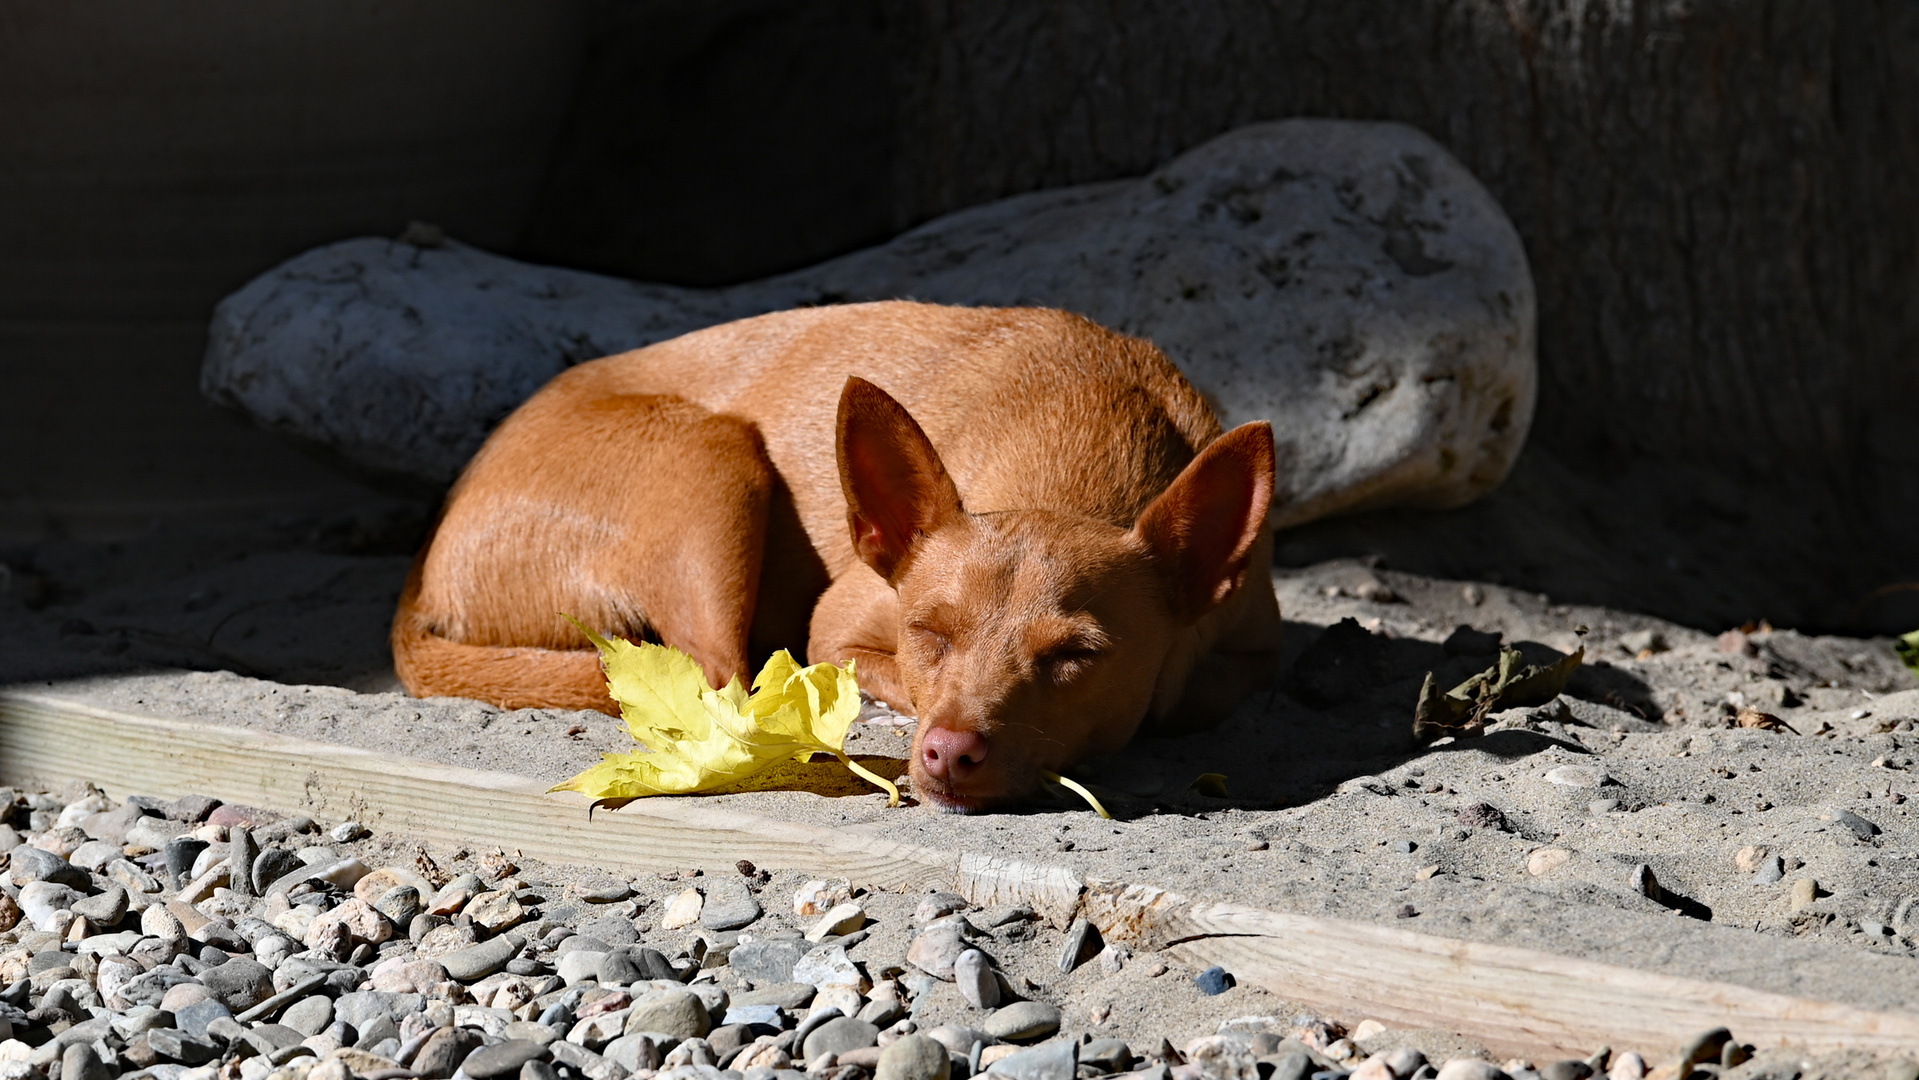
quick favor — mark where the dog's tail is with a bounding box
[391,553,619,716]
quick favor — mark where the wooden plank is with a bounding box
[6,687,1919,1061]
[0,689,958,892]
[1082,883,1919,1060]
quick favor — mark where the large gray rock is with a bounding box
[205,119,1534,527]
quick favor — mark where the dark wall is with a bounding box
[510,0,1919,628]
[526,0,1919,514]
[518,0,899,285]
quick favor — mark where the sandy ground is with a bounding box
[3,502,1919,1070]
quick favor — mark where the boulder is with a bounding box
[204,119,1534,527]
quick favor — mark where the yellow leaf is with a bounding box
[550,616,900,806]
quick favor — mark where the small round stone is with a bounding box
[954,949,998,1010]
[462,1039,551,1079]
[1194,966,1234,996]
[982,1001,1061,1042]
[876,1034,952,1080]
[700,880,763,931]
[803,1016,880,1061]
[623,989,711,1042]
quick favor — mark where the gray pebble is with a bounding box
[414,1026,486,1079]
[927,1026,990,1055]
[722,1005,784,1028]
[986,1038,1077,1080]
[225,827,259,899]
[464,1039,553,1079]
[409,912,447,944]
[701,880,764,931]
[280,995,334,1036]
[603,1034,663,1073]
[556,950,605,986]
[982,1002,1060,1043]
[70,882,127,924]
[148,1027,222,1064]
[631,946,680,982]
[440,933,525,981]
[9,845,91,890]
[172,998,233,1039]
[548,1041,607,1073]
[729,983,816,1011]
[252,848,306,893]
[955,950,998,1010]
[335,990,397,1031]
[803,1016,880,1061]
[1056,920,1099,974]
[599,951,646,986]
[625,990,712,1042]
[196,957,274,1011]
[728,939,810,984]
[876,1034,952,1080]
[916,893,969,924]
[1751,855,1785,885]
[907,925,968,981]
[578,880,633,904]
[17,882,80,930]
[708,1024,752,1057]
[165,795,222,823]
[1081,1041,1133,1073]
[578,914,642,946]
[162,837,208,887]
[984,907,1033,929]
[376,886,423,928]
[330,821,370,843]
[1828,808,1880,840]
[61,1041,113,1080]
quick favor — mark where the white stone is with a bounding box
[1544,764,1611,788]
[792,945,867,993]
[17,881,79,932]
[206,119,1535,526]
[303,898,393,948]
[557,950,607,987]
[1526,848,1572,876]
[659,888,703,931]
[953,949,998,1010]
[804,903,865,943]
[793,881,852,918]
[1350,1019,1386,1042]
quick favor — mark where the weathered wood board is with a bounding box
[5,687,1917,1060]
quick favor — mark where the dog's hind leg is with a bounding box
[399,392,775,706]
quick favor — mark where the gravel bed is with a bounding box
[0,787,1912,1080]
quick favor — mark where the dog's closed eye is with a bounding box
[908,622,952,661]
[1036,641,1106,682]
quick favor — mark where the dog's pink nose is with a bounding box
[920,727,989,783]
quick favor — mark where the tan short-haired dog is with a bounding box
[394,301,1281,811]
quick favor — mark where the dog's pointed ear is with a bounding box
[837,377,965,582]
[1133,421,1275,621]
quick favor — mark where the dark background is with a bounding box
[3,0,1915,633]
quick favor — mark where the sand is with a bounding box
[3,502,1918,1069]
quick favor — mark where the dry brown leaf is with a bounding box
[1734,707,1799,734]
